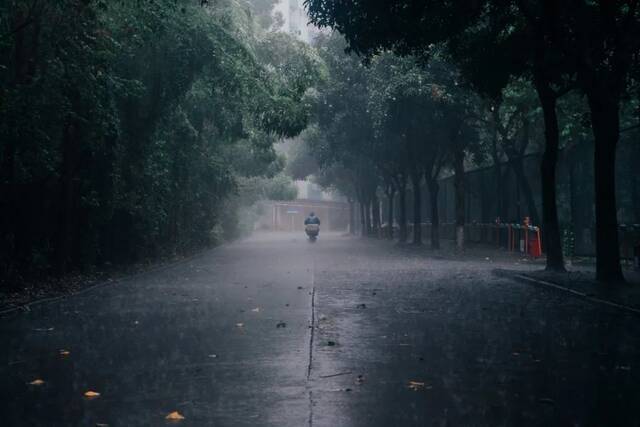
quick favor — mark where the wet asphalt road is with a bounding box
[1,232,639,426]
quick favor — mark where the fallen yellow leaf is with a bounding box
[165,411,185,421]
[29,379,45,386]
[84,390,101,398]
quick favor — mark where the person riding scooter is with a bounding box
[304,212,321,241]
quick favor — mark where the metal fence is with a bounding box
[387,137,640,257]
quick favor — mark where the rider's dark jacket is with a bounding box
[304,216,320,225]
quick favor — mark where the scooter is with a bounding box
[305,224,320,242]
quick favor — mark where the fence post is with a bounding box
[537,227,542,257]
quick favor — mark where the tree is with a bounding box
[368,53,479,249]
[553,2,637,282]
[308,33,379,237]
[488,80,544,226]
[382,70,437,246]
[306,0,638,281]
[0,0,319,283]
[424,58,480,251]
[305,0,569,270]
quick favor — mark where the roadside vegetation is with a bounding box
[2,0,640,288]
[293,2,640,283]
[0,0,321,284]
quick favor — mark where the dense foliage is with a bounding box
[293,34,481,247]
[305,0,640,282]
[287,28,640,284]
[3,0,639,287]
[0,0,320,283]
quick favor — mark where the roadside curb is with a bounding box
[493,269,640,317]
[0,249,212,319]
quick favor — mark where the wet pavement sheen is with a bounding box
[1,233,639,426]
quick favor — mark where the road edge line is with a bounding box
[493,269,640,316]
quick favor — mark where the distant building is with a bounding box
[273,0,319,43]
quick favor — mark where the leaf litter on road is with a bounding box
[166,411,185,421]
[407,381,431,391]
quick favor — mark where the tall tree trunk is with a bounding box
[507,112,540,225]
[57,119,80,274]
[410,170,422,245]
[386,189,395,240]
[371,192,381,237]
[359,199,366,238]
[348,199,356,235]
[535,80,566,272]
[387,189,396,240]
[427,178,440,249]
[491,108,503,220]
[376,197,382,234]
[587,91,624,282]
[480,172,490,243]
[500,168,511,221]
[510,157,540,225]
[454,149,465,252]
[364,199,372,236]
[398,178,408,243]
[633,171,640,224]
[568,150,579,245]
[0,7,40,275]
[629,139,640,223]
